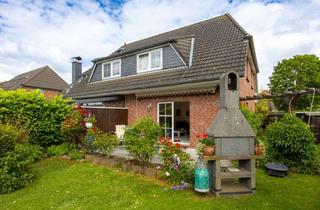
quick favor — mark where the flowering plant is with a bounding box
[159,136,195,184]
[197,133,215,146]
[62,105,96,145]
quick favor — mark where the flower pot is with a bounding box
[255,145,264,156]
[203,146,215,156]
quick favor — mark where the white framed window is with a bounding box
[137,48,162,72]
[157,102,174,140]
[102,59,121,79]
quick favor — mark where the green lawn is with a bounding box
[1,158,319,210]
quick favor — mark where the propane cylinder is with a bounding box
[194,158,209,193]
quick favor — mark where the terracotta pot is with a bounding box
[255,145,264,155]
[203,145,215,156]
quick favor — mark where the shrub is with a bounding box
[0,124,22,157]
[124,117,162,163]
[0,89,72,147]
[47,143,77,156]
[159,137,195,184]
[266,114,319,174]
[0,143,42,194]
[92,132,119,156]
[69,151,85,160]
[241,107,265,145]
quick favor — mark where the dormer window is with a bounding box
[102,59,121,79]
[137,48,162,72]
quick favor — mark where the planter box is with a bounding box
[84,154,162,178]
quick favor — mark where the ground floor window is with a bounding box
[158,102,190,144]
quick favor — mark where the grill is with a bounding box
[206,71,256,196]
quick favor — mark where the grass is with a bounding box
[0,158,319,210]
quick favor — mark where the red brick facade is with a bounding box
[239,60,257,111]
[121,58,258,148]
[125,93,220,147]
[23,87,61,98]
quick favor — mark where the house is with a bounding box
[65,13,259,147]
[0,66,68,98]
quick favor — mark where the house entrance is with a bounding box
[158,102,190,145]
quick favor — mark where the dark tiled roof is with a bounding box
[0,66,68,91]
[66,13,258,99]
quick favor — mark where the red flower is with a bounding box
[176,143,181,149]
[203,133,209,139]
[196,134,201,138]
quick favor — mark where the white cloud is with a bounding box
[0,0,319,89]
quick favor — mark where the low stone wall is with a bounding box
[85,154,163,178]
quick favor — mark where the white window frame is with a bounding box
[157,102,174,141]
[102,59,121,79]
[137,48,163,73]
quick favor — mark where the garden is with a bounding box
[0,89,320,209]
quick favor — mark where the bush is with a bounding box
[0,143,42,194]
[159,137,195,184]
[47,143,77,156]
[266,114,319,174]
[124,117,162,163]
[92,132,119,156]
[0,124,22,157]
[241,107,265,145]
[0,89,72,147]
[69,151,85,160]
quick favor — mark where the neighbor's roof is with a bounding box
[0,66,68,91]
[66,13,259,99]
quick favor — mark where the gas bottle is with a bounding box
[194,158,209,193]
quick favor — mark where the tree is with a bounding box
[269,54,320,110]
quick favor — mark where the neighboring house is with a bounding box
[65,13,259,147]
[0,66,68,98]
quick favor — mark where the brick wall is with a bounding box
[125,93,219,147]
[239,60,257,111]
[124,58,258,148]
[22,87,61,98]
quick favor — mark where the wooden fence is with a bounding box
[83,106,128,133]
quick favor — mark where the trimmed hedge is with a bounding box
[0,89,72,147]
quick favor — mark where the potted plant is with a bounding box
[254,138,264,156]
[255,144,264,156]
[198,134,215,156]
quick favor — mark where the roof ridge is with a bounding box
[112,14,227,51]
[225,13,251,37]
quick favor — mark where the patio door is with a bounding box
[158,102,174,140]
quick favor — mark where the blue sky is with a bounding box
[0,0,319,89]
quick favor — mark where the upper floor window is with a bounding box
[102,59,121,79]
[137,48,162,72]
